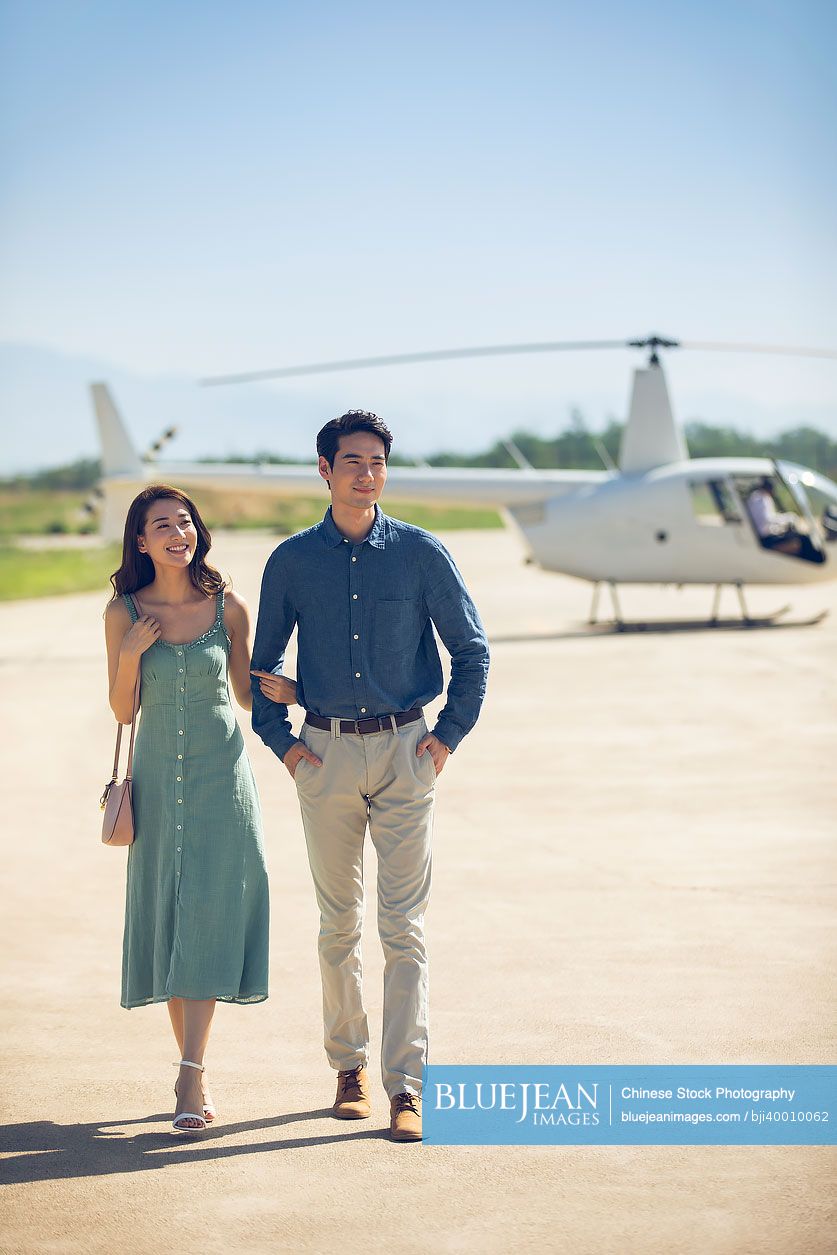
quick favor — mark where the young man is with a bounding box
[250,410,489,1141]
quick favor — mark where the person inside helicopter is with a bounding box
[745,477,821,561]
[822,504,837,541]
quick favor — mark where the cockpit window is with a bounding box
[735,474,825,565]
[802,483,837,542]
[777,464,837,546]
[689,479,742,526]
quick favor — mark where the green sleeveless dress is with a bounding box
[121,590,269,1008]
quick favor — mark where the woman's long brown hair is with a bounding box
[108,485,225,600]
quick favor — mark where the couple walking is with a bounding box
[104,410,490,1141]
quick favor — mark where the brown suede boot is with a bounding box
[389,1092,422,1142]
[333,1065,371,1119]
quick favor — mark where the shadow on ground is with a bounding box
[489,611,828,643]
[0,1109,393,1184]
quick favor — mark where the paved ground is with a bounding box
[0,528,834,1254]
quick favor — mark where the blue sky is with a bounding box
[1,0,835,470]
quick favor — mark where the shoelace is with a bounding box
[338,1067,364,1100]
[394,1092,420,1115]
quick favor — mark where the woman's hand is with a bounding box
[251,669,298,706]
[121,614,161,657]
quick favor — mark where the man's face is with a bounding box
[319,431,388,510]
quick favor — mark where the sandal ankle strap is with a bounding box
[177,1058,205,1072]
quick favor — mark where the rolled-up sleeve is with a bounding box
[422,541,490,752]
[251,547,298,761]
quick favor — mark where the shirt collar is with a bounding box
[321,504,388,549]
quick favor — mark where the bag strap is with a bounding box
[120,592,146,778]
[111,673,140,781]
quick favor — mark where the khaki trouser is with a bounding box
[294,715,436,1098]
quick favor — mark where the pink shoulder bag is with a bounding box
[100,676,140,846]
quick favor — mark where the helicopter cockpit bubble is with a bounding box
[782,464,837,544]
[734,465,827,565]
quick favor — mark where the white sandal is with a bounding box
[173,1060,216,1122]
[172,1059,208,1133]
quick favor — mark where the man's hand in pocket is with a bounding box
[283,742,323,779]
[416,733,450,778]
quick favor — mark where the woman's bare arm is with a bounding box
[225,591,298,710]
[224,591,257,710]
[104,599,160,723]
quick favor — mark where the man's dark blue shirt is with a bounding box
[251,505,490,759]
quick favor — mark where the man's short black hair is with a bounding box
[316,410,393,468]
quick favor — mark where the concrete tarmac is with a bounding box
[0,528,834,1254]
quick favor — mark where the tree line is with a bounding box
[3,419,837,487]
[417,417,837,478]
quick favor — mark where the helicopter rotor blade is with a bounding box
[680,340,837,359]
[199,340,630,387]
[200,335,837,387]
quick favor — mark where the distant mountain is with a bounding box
[0,341,328,473]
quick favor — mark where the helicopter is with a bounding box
[92,334,837,627]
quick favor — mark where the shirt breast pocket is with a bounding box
[374,598,423,654]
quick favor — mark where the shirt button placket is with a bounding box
[349,544,367,715]
[175,649,185,883]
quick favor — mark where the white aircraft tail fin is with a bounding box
[618,363,688,473]
[90,382,142,475]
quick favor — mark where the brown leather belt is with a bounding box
[304,708,423,736]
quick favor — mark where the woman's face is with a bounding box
[137,497,199,570]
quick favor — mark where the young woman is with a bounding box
[104,485,294,1133]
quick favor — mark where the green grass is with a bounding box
[179,486,503,534]
[380,501,502,530]
[0,484,503,542]
[0,543,122,601]
[0,488,96,537]
[0,491,503,600]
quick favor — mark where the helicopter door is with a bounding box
[736,467,826,565]
[773,460,827,564]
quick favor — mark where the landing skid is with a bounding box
[586,581,825,632]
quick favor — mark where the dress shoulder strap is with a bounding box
[123,592,139,624]
[214,588,230,647]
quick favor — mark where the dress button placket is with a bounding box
[175,649,185,886]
